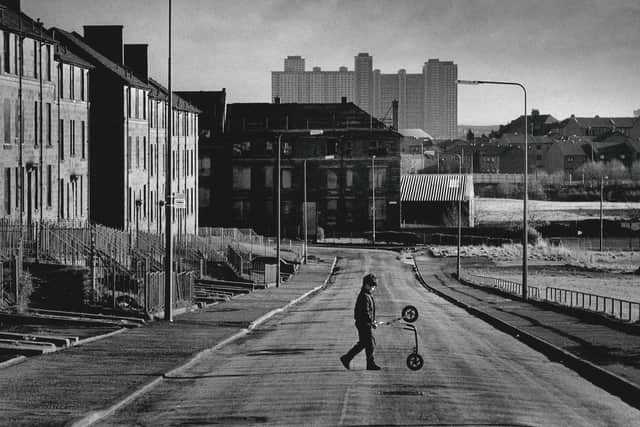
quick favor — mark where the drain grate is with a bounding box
[377,390,424,396]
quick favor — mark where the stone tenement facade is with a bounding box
[0,2,90,224]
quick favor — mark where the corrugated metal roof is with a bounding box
[401,174,474,202]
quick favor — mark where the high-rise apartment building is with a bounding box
[272,54,458,139]
[272,58,354,104]
[354,52,373,114]
[284,55,305,73]
[423,59,457,140]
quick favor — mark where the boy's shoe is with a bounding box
[366,362,381,370]
[340,355,351,370]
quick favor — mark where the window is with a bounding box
[80,176,83,214]
[81,121,85,158]
[4,99,11,144]
[58,64,63,98]
[14,168,18,209]
[199,156,211,177]
[370,167,386,188]
[46,165,52,207]
[70,120,75,156]
[127,136,132,171]
[264,165,273,188]
[281,169,292,189]
[4,168,10,214]
[150,145,154,176]
[33,40,38,78]
[136,136,140,168]
[232,166,251,190]
[346,169,353,188]
[80,70,85,101]
[59,179,64,218]
[69,66,74,99]
[135,89,139,118]
[327,140,338,156]
[46,103,52,146]
[127,88,132,118]
[34,102,38,146]
[46,44,51,81]
[59,119,64,160]
[326,170,338,189]
[232,200,250,222]
[34,170,38,210]
[142,91,146,119]
[3,31,9,73]
[143,137,147,170]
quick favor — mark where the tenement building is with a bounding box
[213,100,402,237]
[52,25,199,235]
[272,53,458,140]
[0,1,90,223]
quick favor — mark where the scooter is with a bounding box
[377,305,424,371]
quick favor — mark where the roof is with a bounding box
[55,43,93,69]
[553,142,588,156]
[498,133,554,145]
[148,78,200,114]
[0,4,55,43]
[399,129,433,140]
[401,174,474,202]
[52,27,148,89]
[570,116,637,129]
[226,102,390,133]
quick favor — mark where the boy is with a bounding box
[340,273,381,370]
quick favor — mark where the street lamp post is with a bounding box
[600,175,607,252]
[458,79,528,299]
[454,150,463,280]
[164,0,174,321]
[372,155,376,245]
[303,159,307,263]
[276,134,282,288]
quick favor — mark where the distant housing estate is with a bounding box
[271,54,458,140]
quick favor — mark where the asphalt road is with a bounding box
[99,249,640,426]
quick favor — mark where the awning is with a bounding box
[401,174,474,202]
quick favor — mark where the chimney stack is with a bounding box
[392,99,399,130]
[274,97,280,104]
[83,25,124,65]
[124,44,149,82]
[341,96,347,104]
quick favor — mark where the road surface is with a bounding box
[100,249,640,426]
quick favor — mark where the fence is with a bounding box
[145,270,194,313]
[1,221,297,313]
[460,272,540,300]
[461,272,640,323]
[423,233,513,246]
[546,287,640,323]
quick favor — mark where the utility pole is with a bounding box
[372,155,376,245]
[600,175,606,252]
[164,0,174,321]
[303,159,307,263]
[276,134,281,287]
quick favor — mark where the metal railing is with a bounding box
[546,287,640,323]
[461,273,540,300]
[460,272,640,323]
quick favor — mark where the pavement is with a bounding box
[414,254,640,409]
[0,254,337,427]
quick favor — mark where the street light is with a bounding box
[458,79,528,299]
[451,150,463,280]
[372,155,376,245]
[164,0,174,321]
[276,134,282,288]
[600,175,608,251]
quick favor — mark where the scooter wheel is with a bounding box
[401,305,419,323]
[406,353,424,371]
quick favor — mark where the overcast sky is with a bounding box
[24,0,640,125]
